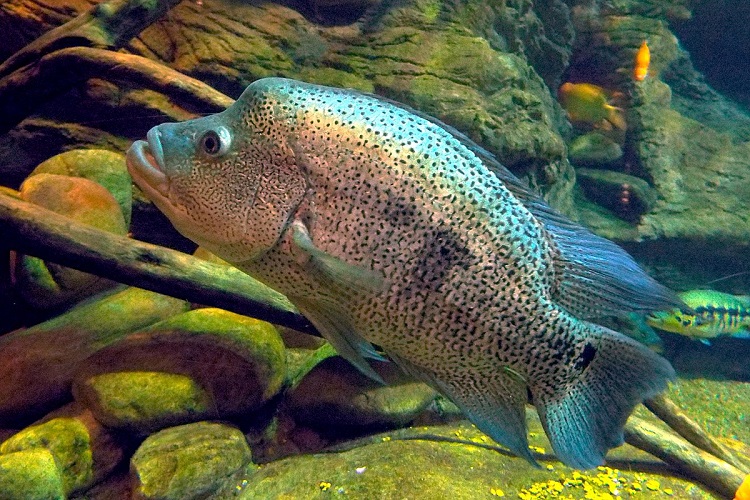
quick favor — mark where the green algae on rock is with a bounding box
[72,308,286,433]
[130,421,255,500]
[73,372,214,435]
[1,417,95,496]
[286,355,437,431]
[0,287,190,427]
[0,448,65,500]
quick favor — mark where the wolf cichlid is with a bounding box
[127,77,681,469]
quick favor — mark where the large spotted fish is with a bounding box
[127,77,679,469]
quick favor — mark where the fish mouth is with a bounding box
[126,127,169,198]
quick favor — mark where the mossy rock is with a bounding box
[0,449,65,500]
[286,355,437,431]
[15,173,128,310]
[222,418,713,499]
[130,421,255,500]
[74,372,214,435]
[0,287,189,427]
[30,149,133,225]
[0,417,92,496]
[73,308,286,433]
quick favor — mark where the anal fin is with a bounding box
[388,351,538,467]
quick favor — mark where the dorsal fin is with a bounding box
[359,90,681,317]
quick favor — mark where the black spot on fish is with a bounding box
[574,342,597,371]
[412,227,474,291]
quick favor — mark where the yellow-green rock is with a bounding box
[15,173,128,310]
[0,418,91,496]
[74,372,212,434]
[130,422,254,500]
[0,449,65,500]
[0,287,189,426]
[73,308,286,434]
[30,149,132,224]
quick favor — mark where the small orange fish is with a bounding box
[558,82,626,130]
[634,40,650,82]
[736,474,750,500]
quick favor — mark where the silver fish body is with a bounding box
[127,78,679,469]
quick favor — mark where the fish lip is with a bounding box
[126,129,168,198]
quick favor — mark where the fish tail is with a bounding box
[605,105,627,130]
[532,322,674,469]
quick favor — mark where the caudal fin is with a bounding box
[532,322,675,469]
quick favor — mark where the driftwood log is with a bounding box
[0,192,314,335]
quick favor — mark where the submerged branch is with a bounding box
[0,0,181,79]
[0,46,233,135]
[624,416,746,499]
[645,393,750,473]
[0,192,316,335]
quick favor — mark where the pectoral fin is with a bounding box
[290,220,387,293]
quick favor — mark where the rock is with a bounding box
[220,415,708,499]
[286,355,437,431]
[14,173,128,310]
[0,403,127,496]
[130,422,255,500]
[0,0,579,216]
[73,308,286,434]
[568,131,623,166]
[73,372,213,435]
[576,167,657,222]
[0,118,131,191]
[0,449,65,500]
[29,149,133,225]
[71,470,131,500]
[0,287,189,427]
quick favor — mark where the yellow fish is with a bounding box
[646,289,750,341]
[735,474,750,500]
[557,82,626,130]
[634,40,650,82]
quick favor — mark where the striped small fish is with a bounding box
[647,289,750,340]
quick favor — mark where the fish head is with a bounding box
[126,91,307,263]
[645,308,713,338]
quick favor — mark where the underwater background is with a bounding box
[0,0,749,498]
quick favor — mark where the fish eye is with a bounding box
[198,127,231,157]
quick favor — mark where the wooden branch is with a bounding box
[0,0,182,79]
[645,393,750,473]
[0,45,233,135]
[0,192,316,335]
[625,416,746,499]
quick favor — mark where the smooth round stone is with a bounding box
[286,356,437,430]
[15,173,127,309]
[74,371,213,434]
[0,449,65,500]
[31,149,132,224]
[130,421,254,500]
[73,308,286,433]
[576,168,658,223]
